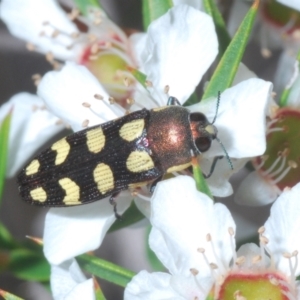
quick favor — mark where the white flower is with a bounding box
[235,56,300,206]
[125,176,300,299]
[0,0,135,100]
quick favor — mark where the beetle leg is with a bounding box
[149,175,163,193]
[167,96,181,106]
[203,156,224,178]
[109,193,122,220]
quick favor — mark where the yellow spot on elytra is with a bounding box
[126,151,154,173]
[119,119,145,142]
[51,138,70,165]
[93,163,114,194]
[26,159,40,175]
[152,106,168,112]
[59,177,80,205]
[166,162,191,173]
[30,187,47,202]
[86,127,105,153]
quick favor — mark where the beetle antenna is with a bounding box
[211,91,221,125]
[215,137,233,170]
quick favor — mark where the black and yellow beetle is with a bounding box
[18,96,226,213]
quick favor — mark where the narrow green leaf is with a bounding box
[192,160,213,199]
[145,226,164,271]
[279,50,300,107]
[203,0,231,56]
[94,278,107,300]
[0,289,24,300]
[142,0,173,30]
[127,67,148,89]
[77,254,135,287]
[9,249,50,281]
[109,201,145,232]
[202,0,260,100]
[0,222,18,250]
[0,110,12,203]
[74,0,101,16]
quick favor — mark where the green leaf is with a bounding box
[203,0,231,56]
[9,249,50,281]
[279,49,300,107]
[0,110,12,203]
[202,0,260,100]
[77,254,135,287]
[142,0,173,30]
[192,160,213,199]
[109,201,145,232]
[0,222,18,251]
[94,278,107,300]
[0,289,24,300]
[127,67,148,90]
[145,226,164,271]
[74,0,101,16]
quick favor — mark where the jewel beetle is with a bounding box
[17,96,229,213]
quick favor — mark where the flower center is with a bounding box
[253,108,300,191]
[262,0,300,34]
[217,272,290,300]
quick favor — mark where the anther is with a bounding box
[292,250,298,256]
[190,268,199,276]
[270,277,279,286]
[82,119,89,128]
[32,74,42,86]
[94,94,103,100]
[235,256,245,266]
[123,77,130,87]
[126,98,135,105]
[206,233,212,242]
[109,97,115,104]
[258,226,265,234]
[288,160,298,168]
[209,263,218,270]
[164,85,170,94]
[145,80,153,87]
[252,255,262,264]
[283,252,292,259]
[26,43,36,51]
[82,102,91,108]
[260,235,269,245]
[91,43,99,54]
[261,48,272,58]
[228,227,235,236]
[55,119,64,125]
[67,8,80,21]
[45,52,54,63]
[51,29,60,38]
[197,248,205,253]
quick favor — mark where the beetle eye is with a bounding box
[195,137,212,152]
[190,112,209,124]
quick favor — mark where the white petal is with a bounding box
[38,62,125,131]
[0,0,80,60]
[43,192,132,265]
[149,176,235,278]
[140,5,218,104]
[234,171,280,206]
[0,93,63,177]
[124,270,180,300]
[273,51,297,99]
[204,157,248,197]
[173,0,204,10]
[276,0,300,11]
[51,259,94,300]
[264,183,300,276]
[190,78,273,158]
